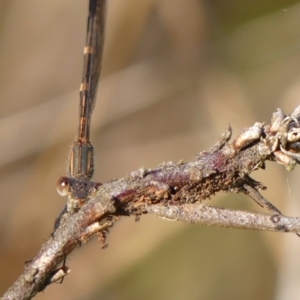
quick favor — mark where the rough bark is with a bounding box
[3,106,300,300]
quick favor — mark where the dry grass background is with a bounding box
[1,0,300,299]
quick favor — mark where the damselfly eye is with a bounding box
[56,177,71,197]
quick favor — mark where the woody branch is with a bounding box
[3,105,300,300]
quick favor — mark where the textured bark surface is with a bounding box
[3,105,300,299]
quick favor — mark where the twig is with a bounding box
[145,203,300,232]
[2,197,115,300]
[3,106,300,299]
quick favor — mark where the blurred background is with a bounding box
[1,0,300,299]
